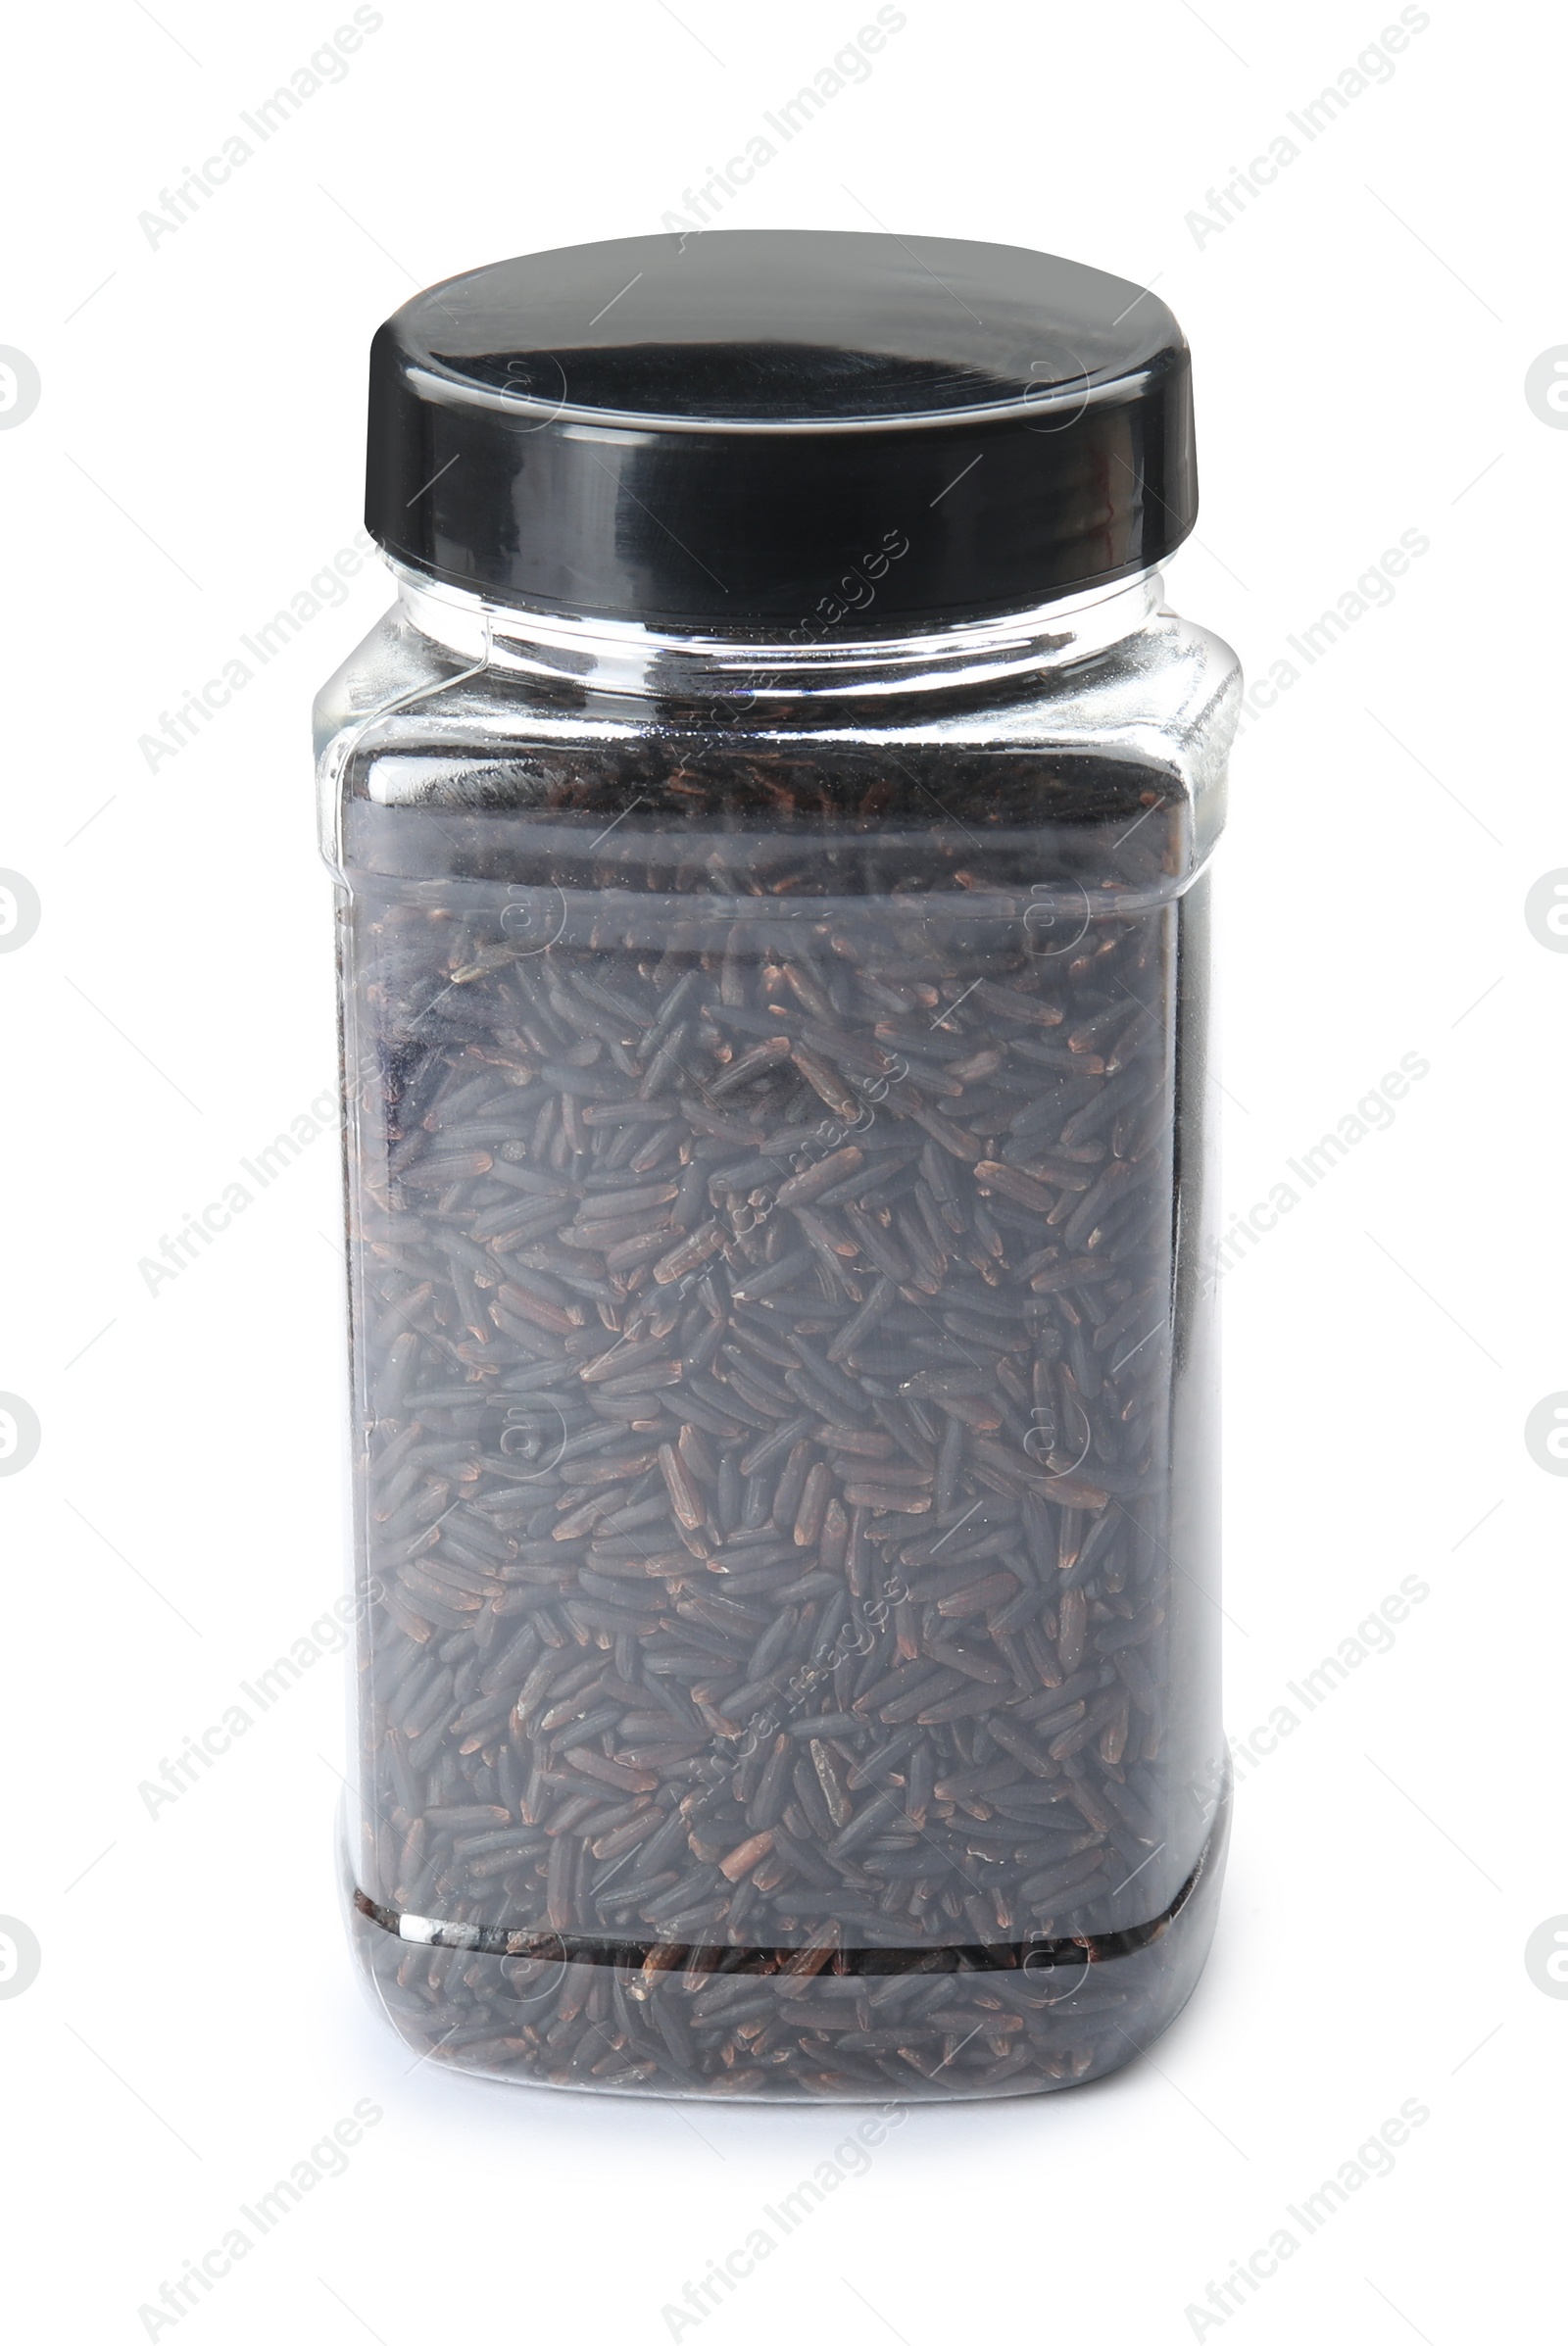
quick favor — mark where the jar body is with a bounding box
[318,568,1239,2100]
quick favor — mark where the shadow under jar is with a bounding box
[318,230,1241,2100]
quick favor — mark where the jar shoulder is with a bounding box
[317,601,1239,766]
[316,599,1238,879]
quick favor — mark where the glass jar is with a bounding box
[318,231,1241,2100]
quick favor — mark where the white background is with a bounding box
[1,1,1560,2339]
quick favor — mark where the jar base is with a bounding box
[343,1784,1229,2103]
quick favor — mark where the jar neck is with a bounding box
[389,560,1164,707]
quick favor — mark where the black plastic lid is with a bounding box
[366,230,1197,633]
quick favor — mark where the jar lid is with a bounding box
[365,230,1196,632]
